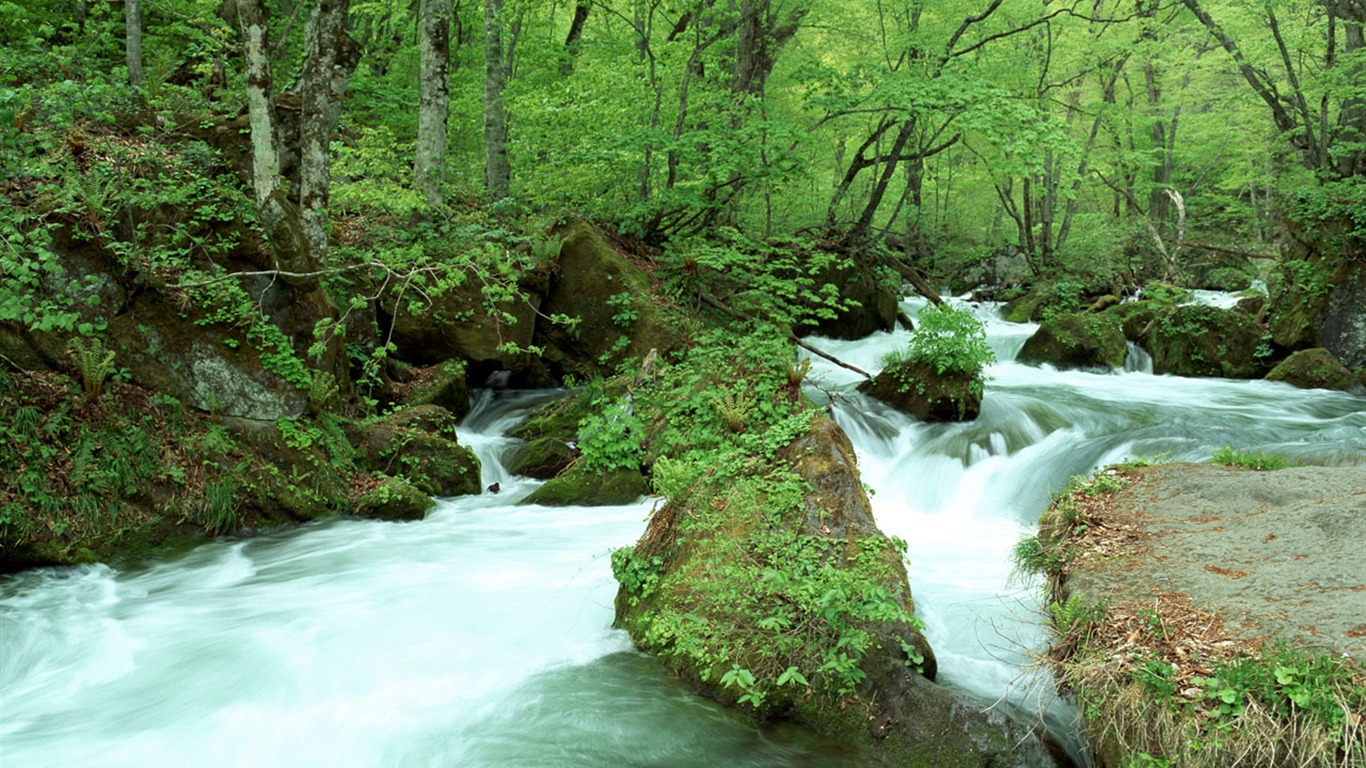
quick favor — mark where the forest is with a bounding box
[1,1,1364,767]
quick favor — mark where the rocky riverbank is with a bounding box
[1023,460,1366,767]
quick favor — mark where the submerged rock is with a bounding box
[1018,314,1126,370]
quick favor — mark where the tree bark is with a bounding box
[126,0,144,87]
[415,0,451,207]
[298,0,352,270]
[235,0,290,248]
[560,1,590,75]
[483,0,511,200]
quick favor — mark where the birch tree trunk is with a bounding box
[126,0,144,87]
[235,0,289,243]
[298,0,352,270]
[415,0,451,207]
[483,0,511,200]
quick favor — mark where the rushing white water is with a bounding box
[801,296,1366,763]
[3,302,1363,767]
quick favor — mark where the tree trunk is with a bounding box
[1330,0,1366,178]
[126,0,144,87]
[235,0,290,248]
[483,0,511,200]
[298,0,352,270]
[415,0,451,207]
[559,1,590,75]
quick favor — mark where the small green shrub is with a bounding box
[902,303,995,378]
[1211,446,1298,471]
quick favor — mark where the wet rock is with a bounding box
[346,406,481,497]
[1265,348,1358,391]
[1018,314,1126,370]
[858,360,983,422]
[507,436,575,479]
[353,475,434,521]
[401,360,471,420]
[522,466,647,506]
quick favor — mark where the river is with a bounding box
[2,298,1363,767]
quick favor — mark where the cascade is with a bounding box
[3,297,1363,767]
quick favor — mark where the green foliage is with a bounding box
[577,397,644,473]
[68,337,117,401]
[1192,645,1364,733]
[901,304,995,379]
[1046,595,1103,637]
[1211,446,1298,471]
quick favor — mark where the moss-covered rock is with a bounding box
[507,436,575,479]
[613,417,1055,767]
[1265,348,1358,391]
[381,268,547,371]
[1018,313,1126,370]
[799,253,899,340]
[535,219,681,379]
[353,475,434,520]
[400,360,471,419]
[858,359,983,422]
[1147,305,1264,379]
[346,405,481,497]
[522,465,648,506]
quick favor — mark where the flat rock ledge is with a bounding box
[1063,463,1366,661]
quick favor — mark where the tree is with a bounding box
[126,0,144,87]
[484,0,511,200]
[415,0,452,207]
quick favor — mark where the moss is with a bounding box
[507,436,575,479]
[346,406,481,497]
[857,359,983,422]
[402,360,471,419]
[353,475,434,520]
[1018,313,1127,370]
[1265,348,1357,391]
[522,465,648,506]
[1147,305,1264,379]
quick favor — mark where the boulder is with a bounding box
[535,219,680,379]
[353,475,434,521]
[858,360,983,422]
[381,269,547,370]
[507,436,576,479]
[400,360,471,419]
[798,254,899,339]
[1017,314,1126,370]
[346,406,481,497]
[522,465,648,506]
[1146,305,1264,379]
[1265,348,1358,391]
[613,417,1056,768]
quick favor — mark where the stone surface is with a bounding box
[1265,347,1358,391]
[522,466,647,506]
[1018,314,1126,370]
[858,359,983,422]
[1065,463,1366,662]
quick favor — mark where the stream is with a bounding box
[3,299,1364,767]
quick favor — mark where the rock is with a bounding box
[613,417,1055,767]
[522,465,648,506]
[798,254,899,340]
[1316,258,1366,369]
[381,269,547,370]
[346,406,481,497]
[401,360,471,419]
[1265,348,1358,391]
[1086,294,1121,313]
[535,219,680,379]
[353,475,434,521]
[224,417,351,522]
[1018,314,1126,370]
[507,436,575,479]
[858,359,983,422]
[1146,305,1264,379]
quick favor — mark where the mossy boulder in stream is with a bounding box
[1018,313,1126,370]
[1146,305,1264,379]
[858,359,983,422]
[353,475,434,521]
[506,436,576,479]
[1265,348,1358,391]
[613,417,1056,767]
[346,405,482,498]
[523,465,648,506]
[399,360,471,420]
